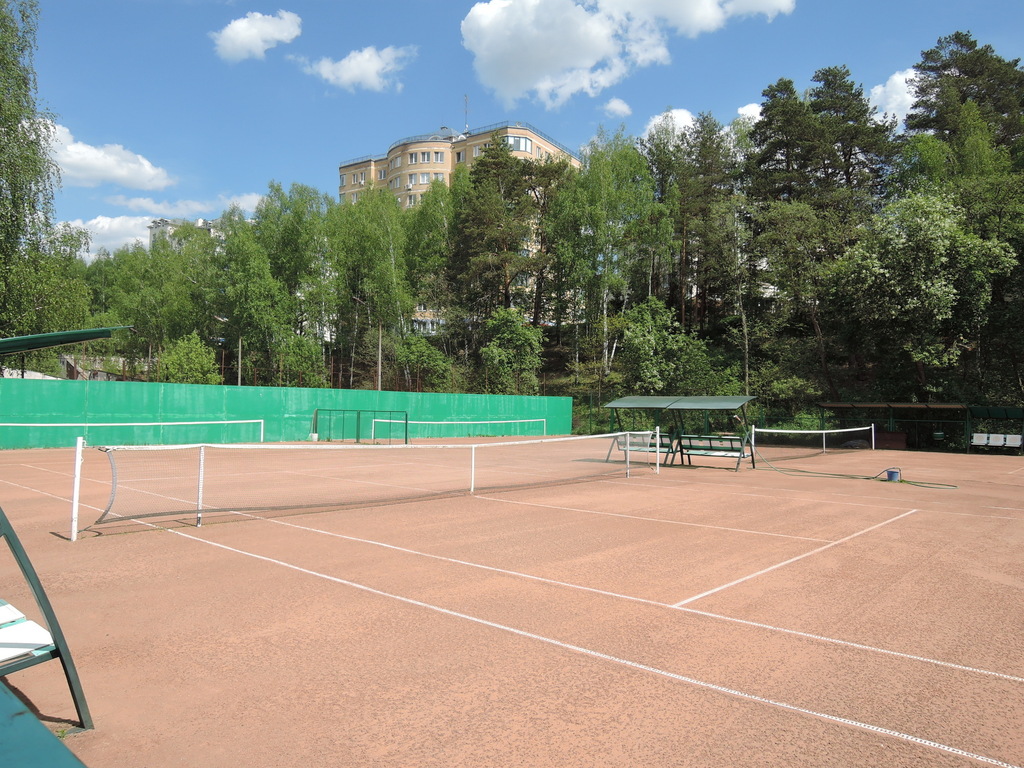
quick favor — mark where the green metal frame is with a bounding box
[0,507,92,730]
[311,408,409,444]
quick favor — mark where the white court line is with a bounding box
[475,495,833,543]
[600,478,916,513]
[158,526,1021,768]
[0,476,78,504]
[241,511,1024,685]
[944,508,1024,520]
[673,510,919,607]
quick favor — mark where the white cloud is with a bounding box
[604,97,632,117]
[210,10,302,63]
[105,192,263,218]
[51,124,174,190]
[224,192,265,214]
[644,108,695,137]
[462,0,795,108]
[65,215,152,256]
[870,68,916,125]
[737,102,761,121]
[299,46,417,92]
[68,193,264,258]
[107,196,211,218]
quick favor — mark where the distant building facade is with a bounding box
[147,217,221,248]
[338,121,580,207]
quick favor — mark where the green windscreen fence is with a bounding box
[0,379,572,449]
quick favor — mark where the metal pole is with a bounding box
[197,446,205,527]
[237,337,242,386]
[377,321,382,391]
[70,437,84,542]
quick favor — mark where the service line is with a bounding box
[240,510,1024,685]
[672,509,919,607]
[475,495,832,543]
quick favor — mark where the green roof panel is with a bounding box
[604,395,754,411]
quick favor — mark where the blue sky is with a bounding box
[34,0,1024,257]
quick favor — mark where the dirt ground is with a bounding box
[1,441,1022,767]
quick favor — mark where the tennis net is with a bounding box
[78,431,658,530]
[750,425,875,463]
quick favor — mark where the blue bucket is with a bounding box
[886,469,901,482]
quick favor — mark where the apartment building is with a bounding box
[338,121,580,207]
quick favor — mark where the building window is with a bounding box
[357,171,365,184]
[473,145,482,157]
[456,151,465,163]
[434,173,444,182]
[351,192,359,203]
[339,173,347,187]
[434,151,445,163]
[378,168,386,180]
[339,193,346,203]
[408,174,416,186]
[409,153,417,164]
[419,173,430,184]
[505,135,533,153]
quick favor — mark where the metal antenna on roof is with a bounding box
[464,94,469,132]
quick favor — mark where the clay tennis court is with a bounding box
[1,438,1022,767]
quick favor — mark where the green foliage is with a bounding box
[907,31,1024,151]
[0,0,54,264]
[619,298,739,396]
[830,194,1014,389]
[158,333,222,385]
[479,308,543,395]
[0,0,95,340]
[395,334,453,392]
[277,334,328,388]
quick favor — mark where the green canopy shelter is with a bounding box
[0,327,130,357]
[604,395,755,436]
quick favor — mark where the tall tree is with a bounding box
[830,193,1014,396]
[677,112,741,333]
[0,0,91,342]
[906,31,1024,153]
[746,78,824,203]
[453,137,535,316]
[216,207,293,385]
[0,0,54,267]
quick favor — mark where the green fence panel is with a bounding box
[0,379,572,449]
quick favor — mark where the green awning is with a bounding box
[604,396,682,409]
[0,327,131,357]
[605,396,754,411]
[819,402,967,411]
[968,406,1024,420]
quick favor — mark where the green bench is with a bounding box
[675,434,753,471]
